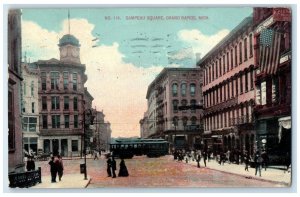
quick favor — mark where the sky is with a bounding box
[21,7,253,137]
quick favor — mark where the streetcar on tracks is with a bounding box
[109,138,169,159]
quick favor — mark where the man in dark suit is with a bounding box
[111,157,117,178]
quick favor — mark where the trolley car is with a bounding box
[109,138,169,158]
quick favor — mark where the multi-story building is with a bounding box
[146,68,203,151]
[253,8,291,161]
[21,62,40,155]
[139,112,149,138]
[34,34,89,157]
[145,89,157,137]
[94,110,112,152]
[198,15,256,155]
[8,9,24,173]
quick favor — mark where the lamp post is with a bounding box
[83,108,95,180]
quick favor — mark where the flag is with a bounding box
[259,28,281,74]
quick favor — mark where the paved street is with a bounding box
[34,155,288,188]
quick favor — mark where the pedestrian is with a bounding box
[185,153,189,163]
[94,150,99,160]
[26,156,35,171]
[261,151,269,171]
[196,152,201,168]
[118,158,129,177]
[107,156,112,177]
[48,156,58,183]
[111,157,117,178]
[244,152,250,171]
[203,151,207,167]
[254,151,262,177]
[57,155,64,181]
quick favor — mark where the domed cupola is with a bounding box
[58,34,81,64]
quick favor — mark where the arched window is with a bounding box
[182,117,188,128]
[191,116,197,125]
[172,83,178,96]
[190,99,197,113]
[190,83,196,96]
[249,34,253,57]
[181,83,187,96]
[244,37,248,61]
[172,116,179,128]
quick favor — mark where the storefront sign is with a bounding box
[255,16,274,34]
[273,8,291,22]
[261,81,266,105]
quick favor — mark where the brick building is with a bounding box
[35,34,90,157]
[198,15,257,155]
[146,68,203,151]
[8,9,24,173]
[253,8,291,161]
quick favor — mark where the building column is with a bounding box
[68,138,72,157]
[50,139,53,153]
[58,138,61,155]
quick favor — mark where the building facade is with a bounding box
[139,112,149,138]
[21,62,40,156]
[146,68,203,151]
[94,110,112,152]
[198,16,257,156]
[35,34,88,157]
[253,8,291,162]
[8,9,24,173]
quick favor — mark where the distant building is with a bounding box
[35,34,89,157]
[21,62,40,156]
[145,68,203,151]
[139,112,149,138]
[198,15,256,155]
[94,110,112,152]
[253,8,291,159]
[8,9,24,173]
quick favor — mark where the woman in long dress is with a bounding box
[118,159,129,177]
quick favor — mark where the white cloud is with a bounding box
[178,29,230,58]
[22,19,163,137]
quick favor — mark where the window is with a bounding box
[50,72,59,90]
[240,75,243,94]
[63,72,69,90]
[190,99,196,113]
[172,100,178,113]
[223,55,226,74]
[225,112,227,127]
[245,72,248,92]
[73,73,77,91]
[72,140,78,151]
[236,78,239,96]
[215,61,218,78]
[190,83,196,96]
[42,96,47,110]
[24,82,26,95]
[52,115,60,128]
[181,99,187,106]
[41,72,46,90]
[31,81,34,97]
[42,115,48,129]
[74,115,78,128]
[64,96,69,110]
[219,58,222,76]
[32,102,35,113]
[73,97,78,111]
[244,38,248,61]
[212,63,214,81]
[64,115,69,128]
[234,46,238,67]
[230,49,233,70]
[232,80,234,98]
[226,52,229,72]
[22,117,37,132]
[249,34,253,57]
[191,116,197,125]
[209,66,212,82]
[172,83,178,96]
[8,91,15,150]
[250,69,254,89]
[172,116,178,128]
[227,83,230,100]
[51,96,60,110]
[181,83,187,96]
[182,117,188,128]
[239,42,242,64]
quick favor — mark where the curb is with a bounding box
[181,160,290,186]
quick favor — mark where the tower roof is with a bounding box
[58,34,80,47]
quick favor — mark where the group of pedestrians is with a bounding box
[26,156,36,171]
[173,149,209,168]
[106,156,129,178]
[48,155,64,183]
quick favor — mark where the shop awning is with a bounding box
[278,116,291,142]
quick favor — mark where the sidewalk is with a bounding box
[179,157,291,186]
[32,174,91,189]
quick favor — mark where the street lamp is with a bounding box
[83,108,95,180]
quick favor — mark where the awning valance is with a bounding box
[278,116,291,142]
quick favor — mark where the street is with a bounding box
[35,155,286,188]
